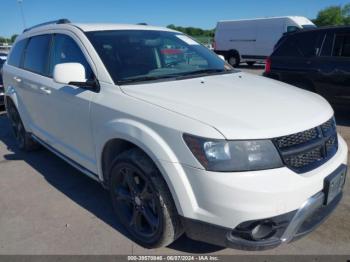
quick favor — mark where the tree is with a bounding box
[314,4,350,26]
[166,24,214,37]
[11,34,18,43]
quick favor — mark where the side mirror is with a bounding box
[53,63,86,84]
[53,63,99,91]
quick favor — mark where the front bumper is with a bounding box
[181,180,344,250]
[159,134,347,250]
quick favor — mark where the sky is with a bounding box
[0,0,349,37]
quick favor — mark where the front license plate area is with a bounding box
[324,165,347,205]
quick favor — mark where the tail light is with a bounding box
[265,57,271,74]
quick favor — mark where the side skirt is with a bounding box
[31,134,101,183]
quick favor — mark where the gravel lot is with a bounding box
[0,66,349,255]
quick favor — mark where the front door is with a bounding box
[42,33,97,173]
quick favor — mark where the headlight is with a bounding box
[183,134,283,172]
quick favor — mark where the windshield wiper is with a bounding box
[118,75,178,85]
[175,69,232,79]
[118,69,233,85]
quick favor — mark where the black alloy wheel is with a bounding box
[109,148,183,248]
[113,163,162,240]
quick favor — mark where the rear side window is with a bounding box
[333,33,350,57]
[273,36,303,57]
[7,39,27,67]
[294,32,324,57]
[23,34,51,75]
[49,34,93,79]
[320,33,334,56]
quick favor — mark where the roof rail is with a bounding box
[23,19,71,33]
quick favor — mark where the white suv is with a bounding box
[2,19,348,250]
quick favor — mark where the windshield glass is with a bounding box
[86,30,233,84]
[302,24,317,29]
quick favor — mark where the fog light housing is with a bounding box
[232,220,278,242]
[250,221,276,241]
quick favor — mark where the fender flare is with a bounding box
[96,118,199,216]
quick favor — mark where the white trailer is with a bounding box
[214,16,316,66]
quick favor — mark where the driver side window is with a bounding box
[49,34,94,80]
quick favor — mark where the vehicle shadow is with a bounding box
[0,111,223,254]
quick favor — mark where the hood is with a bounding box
[121,72,333,139]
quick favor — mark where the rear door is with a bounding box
[13,35,52,134]
[313,29,350,104]
[3,39,29,122]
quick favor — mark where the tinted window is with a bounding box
[273,36,303,57]
[7,39,27,67]
[287,26,299,33]
[320,32,334,56]
[294,32,323,57]
[49,34,93,79]
[23,35,51,75]
[333,33,350,57]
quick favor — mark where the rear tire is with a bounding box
[227,53,240,67]
[6,99,40,151]
[109,148,183,248]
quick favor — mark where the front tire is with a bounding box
[109,148,183,248]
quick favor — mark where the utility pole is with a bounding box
[17,0,26,29]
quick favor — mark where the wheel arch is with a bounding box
[4,89,32,132]
[4,91,19,110]
[97,118,197,216]
[226,49,240,60]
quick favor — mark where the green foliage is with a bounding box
[167,24,214,37]
[313,4,350,26]
[0,34,18,44]
[11,34,18,43]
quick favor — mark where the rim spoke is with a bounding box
[130,208,142,231]
[115,187,133,203]
[140,181,153,200]
[141,206,158,230]
[123,170,139,193]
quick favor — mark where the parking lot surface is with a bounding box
[0,66,349,255]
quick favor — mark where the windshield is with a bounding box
[302,24,317,29]
[86,30,233,84]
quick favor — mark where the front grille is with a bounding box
[273,117,338,173]
[274,128,319,149]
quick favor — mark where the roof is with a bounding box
[218,16,310,23]
[74,23,176,32]
[21,19,177,36]
[285,25,350,36]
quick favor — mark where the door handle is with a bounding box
[13,76,22,83]
[40,86,51,95]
